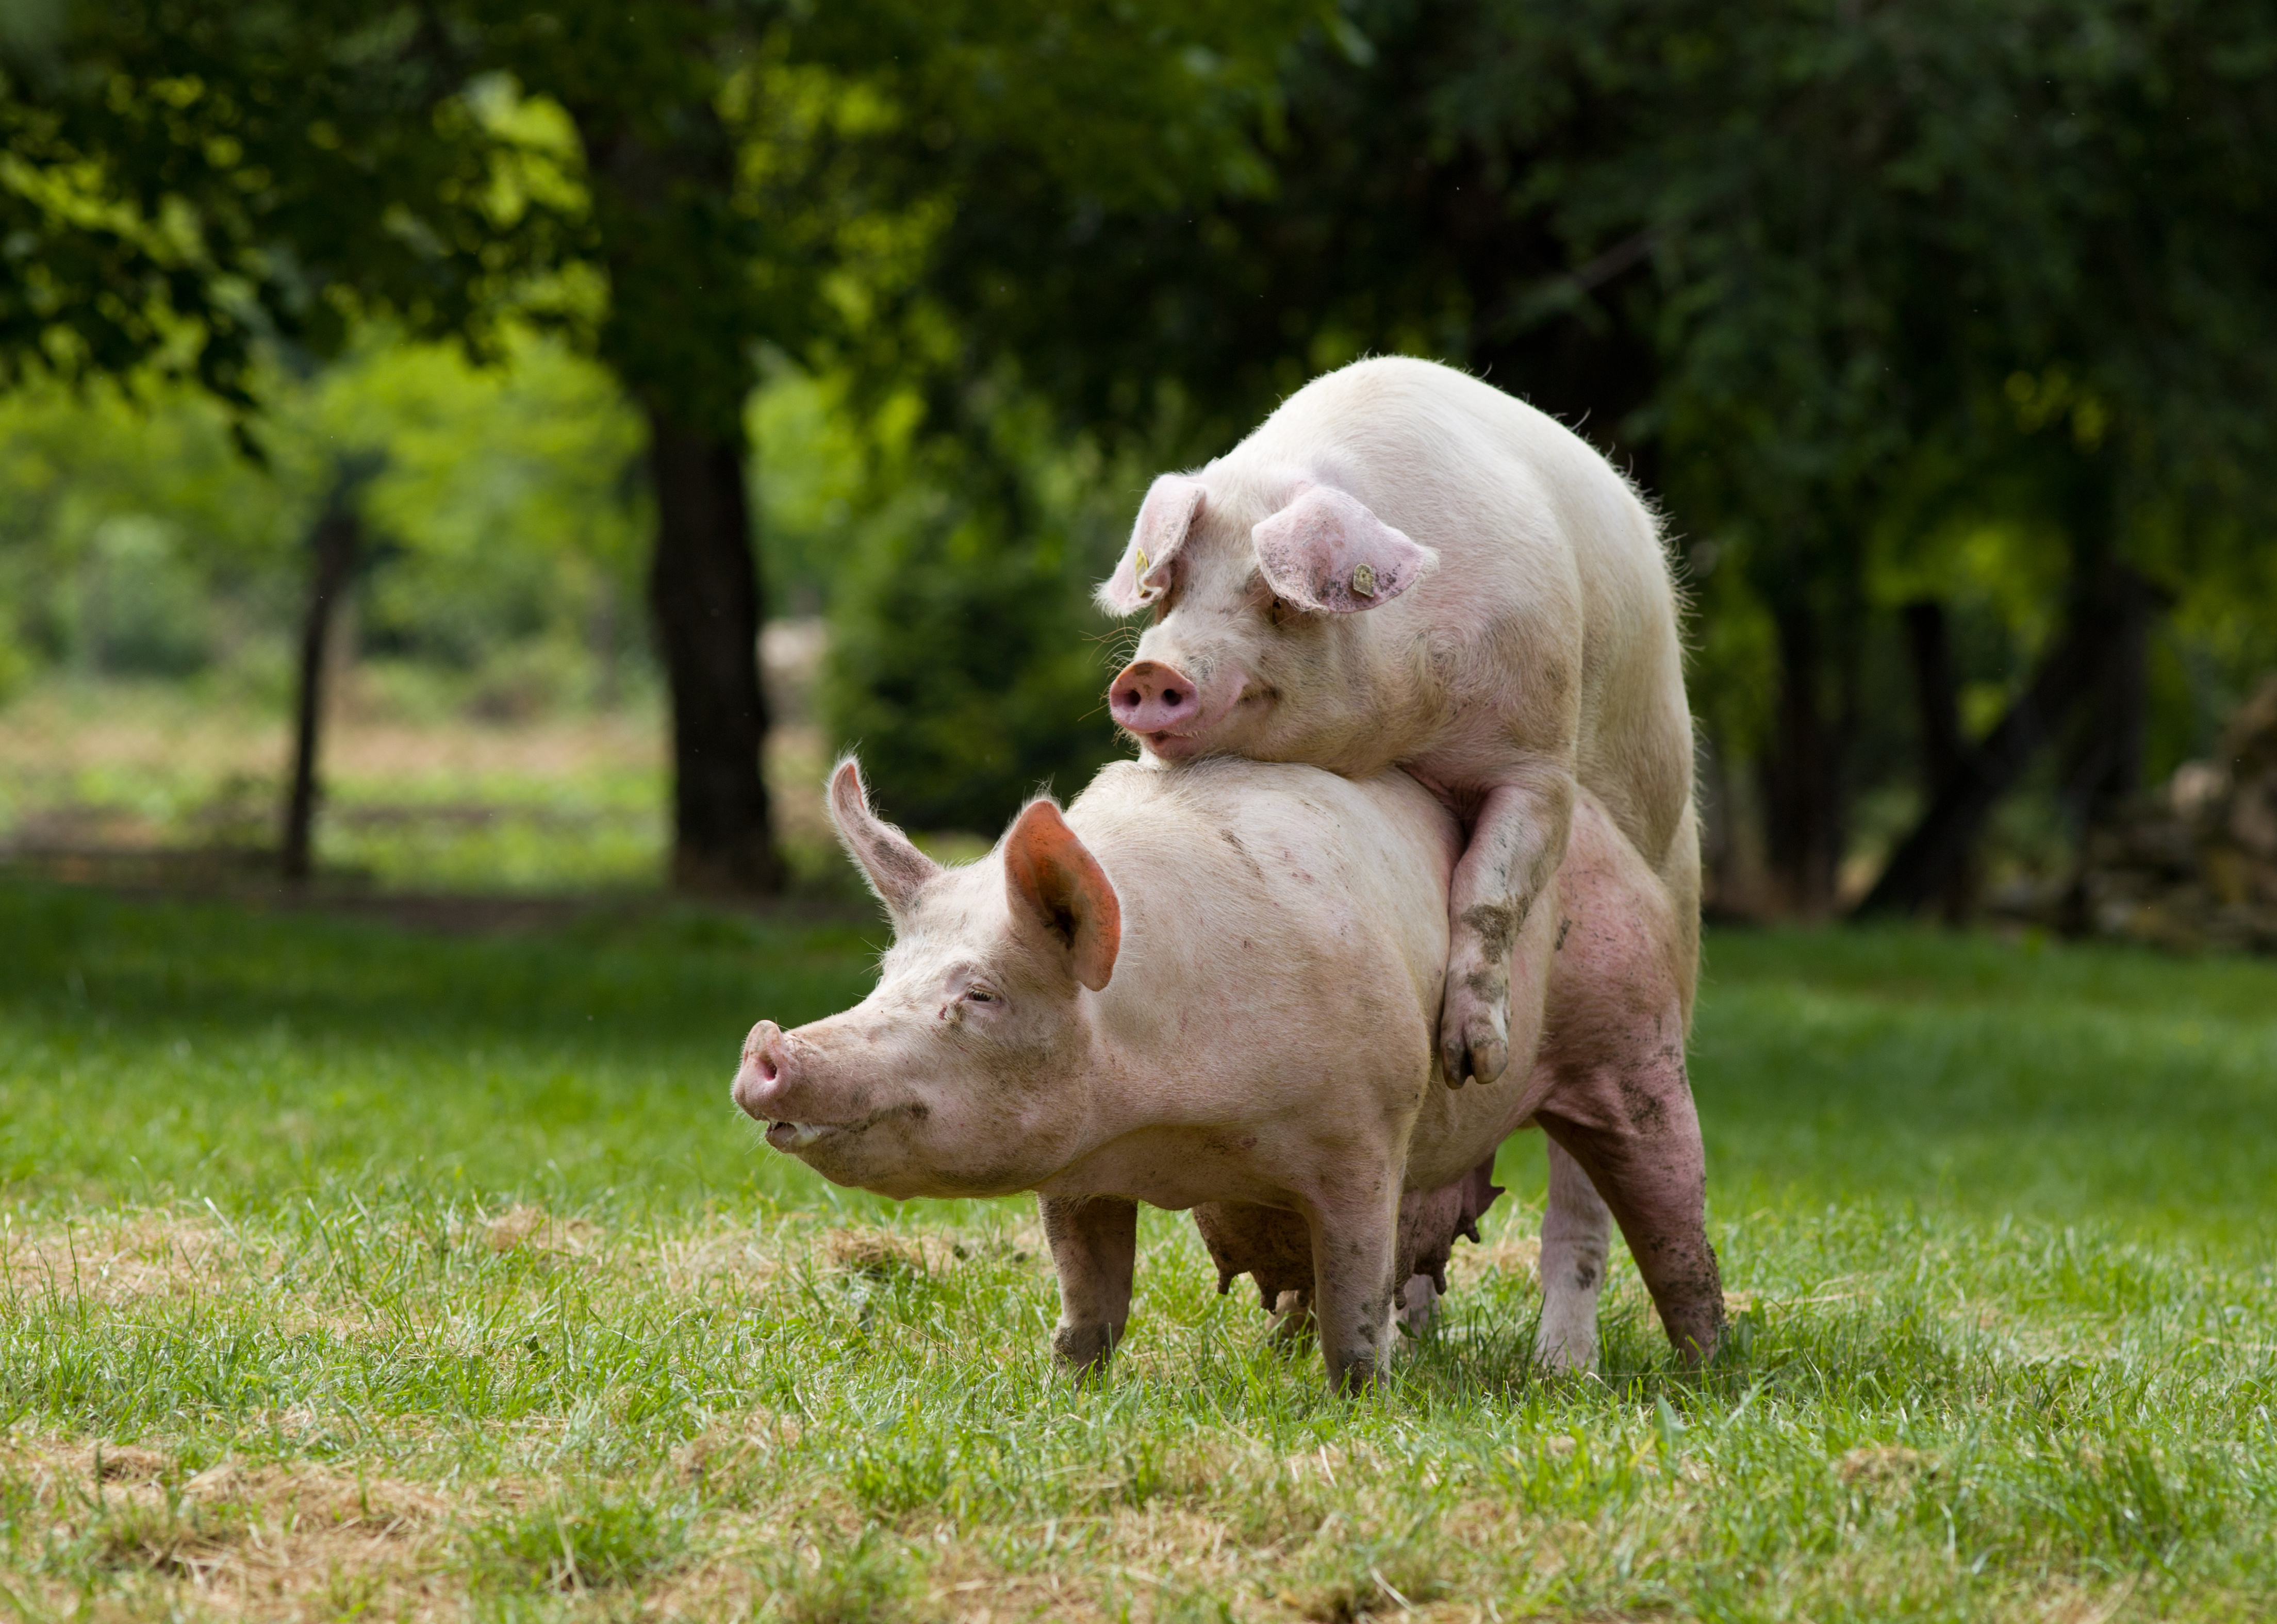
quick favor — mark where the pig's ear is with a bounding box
[1003,799,1121,991]
[1252,485,1436,614]
[828,757,939,918]
[1096,474,1206,615]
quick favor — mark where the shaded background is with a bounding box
[3,0,2275,935]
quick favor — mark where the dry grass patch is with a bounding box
[824,1224,960,1280]
[484,1201,600,1256]
[0,1212,236,1307]
[0,1437,463,1622]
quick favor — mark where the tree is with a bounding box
[4,0,1311,886]
[884,0,2277,914]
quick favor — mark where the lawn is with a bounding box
[0,880,2271,1621]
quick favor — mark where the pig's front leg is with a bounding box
[1040,1194,1138,1379]
[1304,1187,1401,1394]
[1442,764,1575,1085]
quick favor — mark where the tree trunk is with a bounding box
[647,408,780,896]
[570,82,782,898]
[1857,602,2106,917]
[1860,566,2159,918]
[1758,601,1844,916]
[281,486,362,884]
[1900,599,1972,918]
[2062,567,2158,830]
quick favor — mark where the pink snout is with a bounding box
[1109,659,1200,736]
[731,1020,787,1120]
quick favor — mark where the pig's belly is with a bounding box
[1035,1126,1328,1211]
[1400,1061,1556,1192]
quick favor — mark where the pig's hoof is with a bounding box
[1052,1322,1120,1382]
[1531,1323,1599,1374]
[1439,985,1511,1086]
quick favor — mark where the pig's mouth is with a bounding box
[762,1102,917,1155]
[1136,682,1273,757]
[765,1120,840,1151]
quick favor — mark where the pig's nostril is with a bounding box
[1164,690,1185,706]
[758,1053,779,1084]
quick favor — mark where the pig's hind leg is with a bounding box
[1041,1195,1138,1379]
[1532,800,1723,1365]
[1537,1060,1721,1365]
[1533,1136,1612,1371]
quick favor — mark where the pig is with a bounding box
[731,755,1721,1390]
[1097,356,1698,1090]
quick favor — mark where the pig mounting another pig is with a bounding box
[732,756,1721,1391]
[1099,356,1698,1092]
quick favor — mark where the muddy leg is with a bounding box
[1040,1194,1138,1378]
[1539,1035,1722,1363]
[1440,767,1575,1086]
[1534,1136,1612,1371]
[1305,1191,1400,1394]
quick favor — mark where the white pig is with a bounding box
[731,757,1721,1390]
[1098,356,1697,1089]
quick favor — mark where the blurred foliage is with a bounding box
[0,330,647,706]
[3,0,2275,887]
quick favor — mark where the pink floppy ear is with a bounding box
[1252,486,1437,614]
[1003,799,1122,991]
[1096,474,1207,615]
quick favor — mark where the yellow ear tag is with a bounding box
[1134,547,1151,591]
[1350,563,1378,598]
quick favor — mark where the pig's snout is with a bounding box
[732,1020,787,1119]
[1110,659,1199,735]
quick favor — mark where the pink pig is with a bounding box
[732,756,1721,1390]
[1099,357,1697,1091]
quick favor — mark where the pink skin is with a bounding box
[730,754,1720,1387]
[1094,360,1698,1095]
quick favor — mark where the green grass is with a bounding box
[0,882,2272,1621]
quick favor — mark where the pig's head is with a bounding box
[730,759,1122,1200]
[1097,470,1438,761]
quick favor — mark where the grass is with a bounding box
[0,880,2272,1620]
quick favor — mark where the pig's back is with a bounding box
[1230,357,1694,892]
[1068,760,1456,1085]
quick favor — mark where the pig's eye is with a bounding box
[963,986,998,1005]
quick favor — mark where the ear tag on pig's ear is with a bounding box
[1096,475,1204,615]
[1253,485,1437,614]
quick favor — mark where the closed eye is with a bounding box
[964,987,997,1004]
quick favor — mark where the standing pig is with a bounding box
[731,756,1721,1390]
[1099,356,1697,1090]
